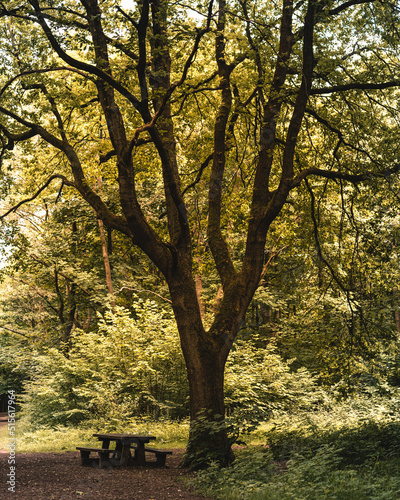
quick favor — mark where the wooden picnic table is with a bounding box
[76,433,172,468]
[93,433,156,466]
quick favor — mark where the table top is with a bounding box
[93,433,156,441]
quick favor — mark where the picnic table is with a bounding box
[76,433,172,468]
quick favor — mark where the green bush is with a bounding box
[265,396,400,466]
[224,339,328,438]
[19,301,327,432]
[190,397,400,500]
[20,301,189,427]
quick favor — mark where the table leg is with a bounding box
[111,442,122,462]
[120,443,131,466]
[101,439,110,449]
[135,442,146,466]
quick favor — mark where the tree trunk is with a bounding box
[167,262,259,468]
[164,267,232,467]
[183,348,232,468]
[98,217,116,310]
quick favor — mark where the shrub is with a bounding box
[190,397,400,500]
[224,339,328,438]
[19,301,188,427]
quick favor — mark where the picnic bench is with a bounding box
[76,446,113,467]
[135,447,172,466]
[76,433,172,468]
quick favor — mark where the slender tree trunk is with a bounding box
[96,177,115,310]
[62,281,77,355]
[83,307,92,331]
[195,272,206,321]
[213,285,224,315]
[98,217,116,310]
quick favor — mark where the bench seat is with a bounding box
[76,445,173,467]
[142,447,173,466]
[76,446,113,467]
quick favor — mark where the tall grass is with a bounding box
[0,421,9,450]
[14,418,189,453]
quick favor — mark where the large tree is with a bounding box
[0,0,400,466]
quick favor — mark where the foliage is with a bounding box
[190,396,400,499]
[0,341,35,395]
[18,299,328,435]
[264,395,400,465]
[242,192,400,388]
[19,301,188,427]
[0,196,168,349]
[224,339,327,435]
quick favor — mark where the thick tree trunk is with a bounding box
[165,269,232,468]
[183,348,232,468]
[166,260,260,468]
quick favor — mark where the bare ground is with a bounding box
[0,449,211,499]
[0,415,209,499]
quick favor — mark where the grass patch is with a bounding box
[0,422,9,450]
[14,418,189,453]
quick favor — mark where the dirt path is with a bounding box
[0,450,210,499]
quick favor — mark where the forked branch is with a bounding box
[0,175,73,220]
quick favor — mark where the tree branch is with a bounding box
[28,253,92,296]
[305,178,351,292]
[116,286,172,304]
[303,106,383,166]
[329,0,377,16]
[0,67,93,100]
[311,80,400,95]
[293,163,400,186]
[280,0,316,185]
[0,325,29,337]
[0,175,74,220]
[0,103,133,235]
[242,0,294,283]
[0,122,37,151]
[207,0,236,287]
[27,0,142,110]
[182,153,214,197]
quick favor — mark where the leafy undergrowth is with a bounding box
[192,448,400,500]
[189,396,400,500]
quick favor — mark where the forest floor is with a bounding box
[0,450,210,499]
[0,415,210,499]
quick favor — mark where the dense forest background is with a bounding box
[1,176,400,426]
